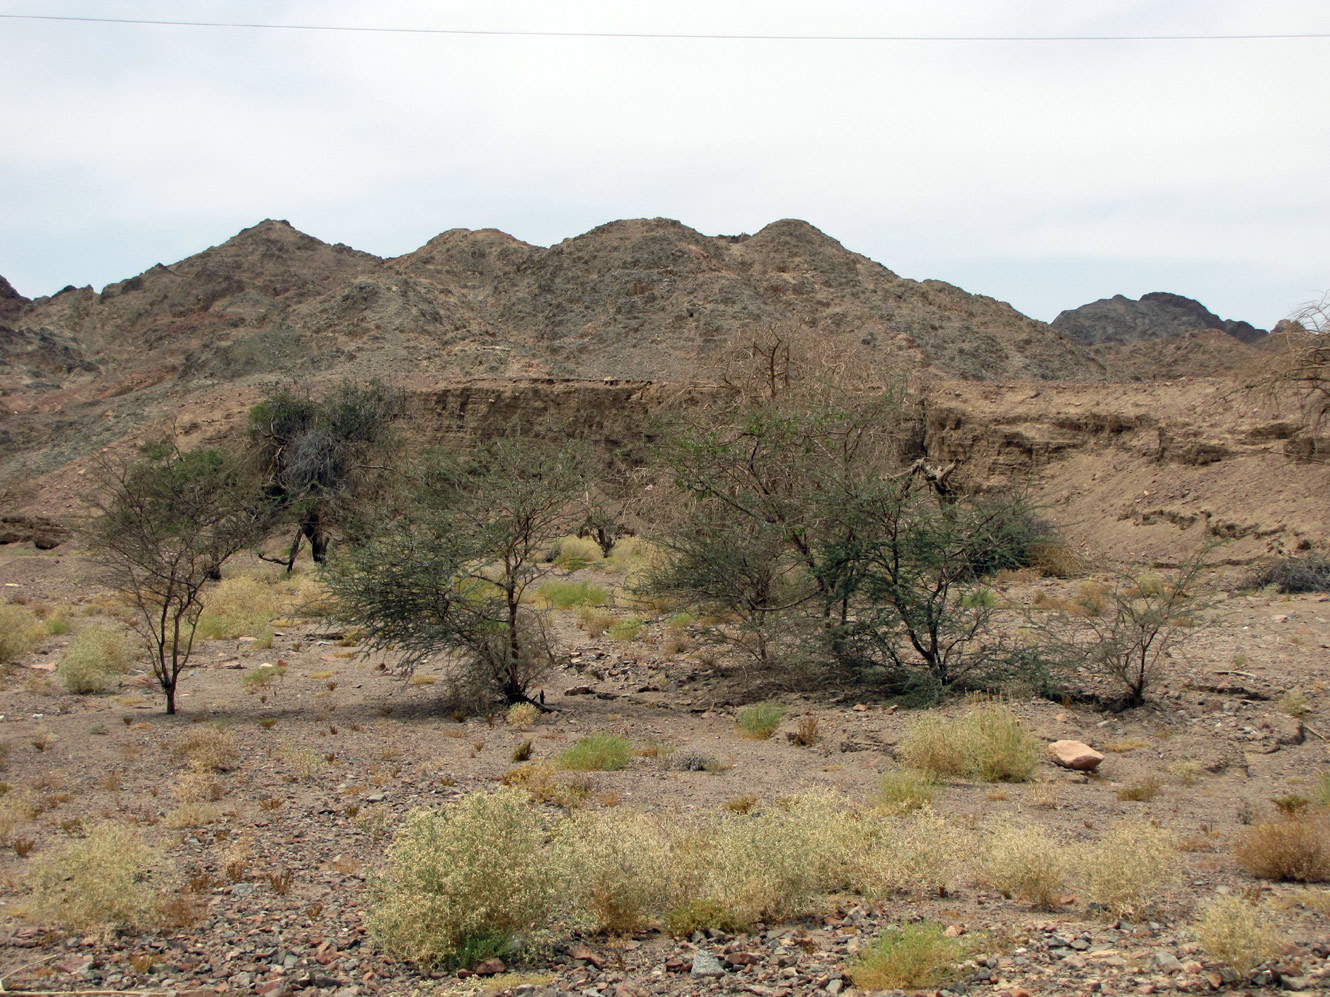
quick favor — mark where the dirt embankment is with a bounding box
[3,375,1326,568]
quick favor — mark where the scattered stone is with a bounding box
[473,958,506,975]
[1153,950,1184,974]
[1048,740,1105,771]
[691,952,726,977]
[565,685,595,696]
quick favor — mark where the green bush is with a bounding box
[735,701,787,740]
[606,616,643,641]
[366,789,555,970]
[848,922,963,991]
[537,580,610,609]
[898,700,1039,782]
[559,734,633,771]
[57,626,135,694]
[0,603,41,664]
[27,822,167,934]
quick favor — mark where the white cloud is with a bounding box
[1,0,1327,324]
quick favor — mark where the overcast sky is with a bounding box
[2,1,1328,326]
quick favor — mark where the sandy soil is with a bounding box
[1,545,1329,997]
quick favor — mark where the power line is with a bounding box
[1,12,1328,42]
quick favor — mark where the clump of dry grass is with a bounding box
[26,822,170,934]
[898,700,1040,783]
[1077,820,1179,918]
[174,727,239,773]
[57,625,135,693]
[367,789,556,971]
[1192,896,1280,977]
[552,809,681,934]
[194,574,277,640]
[576,608,614,638]
[0,790,37,844]
[507,701,539,728]
[1116,776,1161,802]
[1234,813,1330,882]
[0,602,42,663]
[872,769,938,815]
[981,819,1070,908]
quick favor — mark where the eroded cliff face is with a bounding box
[407,376,1330,565]
[3,375,1325,566]
[918,380,1329,564]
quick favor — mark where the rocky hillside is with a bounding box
[1052,291,1267,347]
[1,218,1098,398]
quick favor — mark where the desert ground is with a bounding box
[1,536,1328,997]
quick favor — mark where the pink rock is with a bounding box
[1048,739,1104,771]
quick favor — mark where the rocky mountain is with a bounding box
[1051,291,1267,347]
[1,218,1100,402]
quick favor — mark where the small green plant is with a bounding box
[1279,689,1311,719]
[537,579,610,609]
[560,733,633,771]
[961,587,996,609]
[606,616,644,642]
[1193,896,1280,977]
[899,699,1039,782]
[848,922,962,991]
[242,663,288,695]
[44,613,72,636]
[735,701,787,740]
[56,625,135,694]
[872,769,938,815]
[511,739,533,762]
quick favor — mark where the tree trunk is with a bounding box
[164,681,177,715]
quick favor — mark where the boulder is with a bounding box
[1048,739,1104,771]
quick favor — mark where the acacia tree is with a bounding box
[324,434,587,708]
[651,326,1046,691]
[821,481,1040,696]
[248,380,404,570]
[1028,550,1213,707]
[89,445,267,714]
